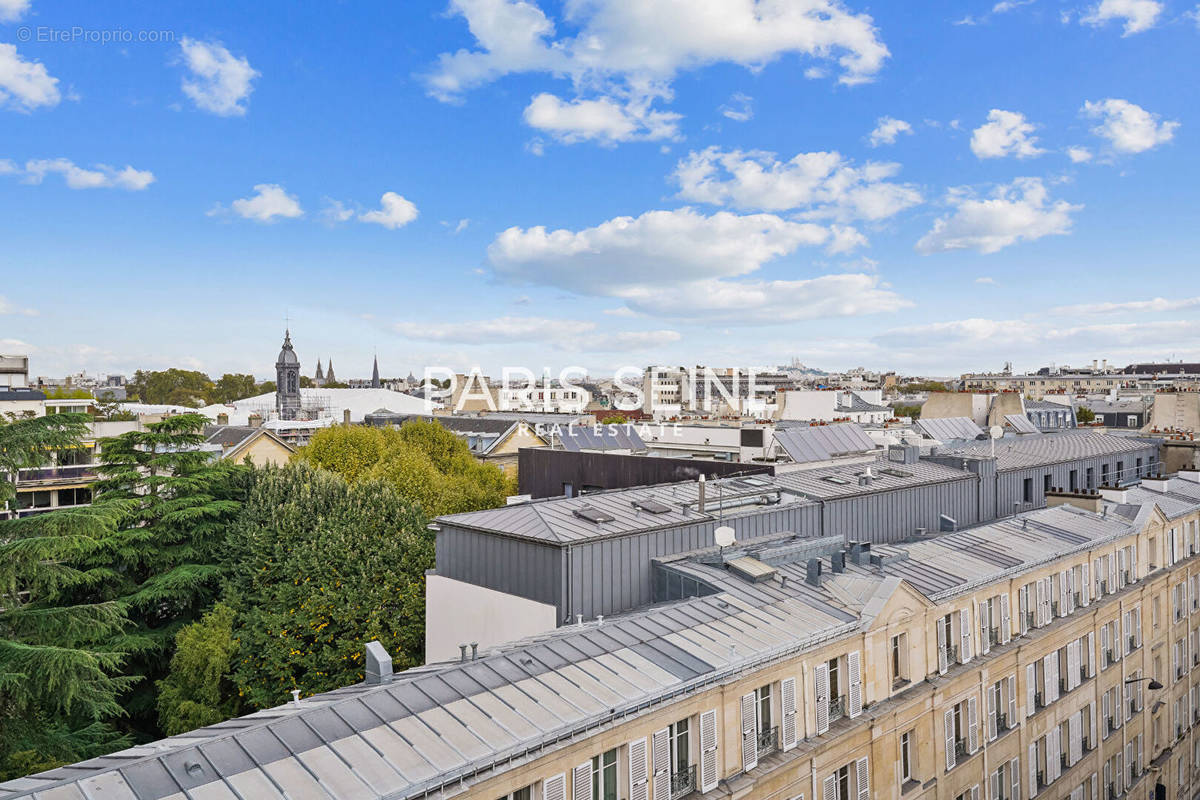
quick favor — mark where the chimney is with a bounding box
[805,558,823,586]
[343,408,352,425]
[849,541,872,565]
[1098,485,1128,504]
[248,413,262,428]
[470,642,478,660]
[364,640,393,684]
[697,474,707,513]
[858,467,873,487]
[216,412,229,426]
[831,550,846,573]
[1045,488,1103,514]
[1140,475,1171,493]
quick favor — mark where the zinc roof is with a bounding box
[773,423,877,464]
[938,430,1158,471]
[915,416,985,442]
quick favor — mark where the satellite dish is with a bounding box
[989,425,1003,440]
[714,525,736,548]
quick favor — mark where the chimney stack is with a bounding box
[248,413,262,428]
[343,408,352,425]
[805,558,823,586]
[216,412,229,426]
[470,642,478,660]
[697,474,707,513]
[364,641,393,684]
[831,550,845,573]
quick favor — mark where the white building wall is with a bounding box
[425,574,558,664]
[776,390,839,421]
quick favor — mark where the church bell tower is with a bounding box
[275,329,302,420]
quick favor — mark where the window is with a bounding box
[891,633,909,685]
[756,684,773,737]
[1101,464,1110,485]
[669,718,691,788]
[900,730,913,783]
[822,758,869,800]
[1043,473,1052,493]
[591,749,617,800]
[1023,477,1034,503]
[498,787,533,800]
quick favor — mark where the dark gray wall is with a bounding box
[436,526,566,613]
[820,478,979,542]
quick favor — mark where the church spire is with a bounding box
[325,359,336,384]
[315,358,324,382]
[371,355,381,388]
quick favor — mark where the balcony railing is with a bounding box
[1034,691,1045,711]
[1127,635,1138,652]
[996,711,1010,732]
[1073,591,1083,607]
[670,766,696,799]
[1106,649,1118,666]
[954,740,969,761]
[15,464,96,482]
[756,726,778,757]
[1080,664,1089,682]
[941,645,958,665]
[1024,611,1036,630]
[828,696,846,722]
[988,628,1000,647]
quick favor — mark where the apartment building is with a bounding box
[9,471,1200,800]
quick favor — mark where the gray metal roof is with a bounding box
[6,498,1172,800]
[915,416,984,442]
[439,474,808,543]
[554,425,646,453]
[772,457,973,500]
[1003,414,1040,434]
[835,394,890,413]
[773,423,876,464]
[937,430,1158,471]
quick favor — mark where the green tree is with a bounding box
[297,420,515,516]
[156,604,241,735]
[891,404,921,420]
[211,374,258,404]
[87,413,248,735]
[222,463,432,707]
[1076,406,1096,424]
[126,369,215,407]
[599,414,628,424]
[0,414,136,779]
[255,380,276,395]
[902,380,950,393]
[41,388,92,400]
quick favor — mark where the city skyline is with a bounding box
[3,0,1199,377]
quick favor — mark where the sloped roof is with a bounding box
[938,430,1159,471]
[773,422,876,463]
[914,416,984,442]
[554,425,645,452]
[1003,414,1040,434]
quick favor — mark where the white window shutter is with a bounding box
[979,601,990,655]
[651,728,669,800]
[573,762,591,800]
[1011,757,1020,800]
[970,786,979,800]
[1019,585,1030,635]
[1090,770,1098,800]
[847,651,863,718]
[1059,570,1070,616]
[1007,675,1017,728]
[1069,712,1082,764]
[1081,562,1090,605]
[740,691,757,772]
[1047,728,1060,783]
[1026,663,1036,718]
[822,774,837,800]
[1088,701,1096,750]
[544,773,567,800]
[628,737,649,800]
[814,662,830,735]
[699,709,719,793]
[1000,592,1011,643]
[960,608,972,662]
[1043,653,1059,705]
[987,683,998,741]
[1086,631,1095,676]
[1028,743,1039,798]
[937,619,949,674]
[780,677,798,751]
[944,708,956,771]
[1034,580,1045,626]
[967,696,979,753]
[1110,552,1119,590]
[855,756,870,800]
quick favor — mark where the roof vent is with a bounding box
[805,558,823,586]
[365,640,393,684]
[939,514,957,533]
[831,550,846,573]
[573,505,616,524]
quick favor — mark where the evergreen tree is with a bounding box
[86,413,248,736]
[156,603,241,735]
[0,414,136,779]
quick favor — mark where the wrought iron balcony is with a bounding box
[941,644,958,665]
[828,696,846,722]
[954,740,969,761]
[756,726,778,757]
[670,765,696,799]
[988,628,1001,647]
[996,711,1010,732]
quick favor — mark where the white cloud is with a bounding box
[975,276,998,285]
[522,91,680,145]
[1050,296,1200,315]
[489,207,832,293]
[426,0,887,143]
[429,0,889,97]
[393,315,679,351]
[672,147,922,222]
[0,43,61,112]
[220,183,303,222]
[359,191,419,229]
[970,109,1044,159]
[1081,0,1163,34]
[485,206,910,324]
[1188,5,1200,27]
[0,0,29,22]
[1066,146,1093,163]
[0,295,37,316]
[178,38,258,116]
[15,158,155,190]
[867,116,912,147]
[319,198,355,224]
[993,0,1034,11]
[618,273,911,323]
[1082,98,1178,154]
[916,177,1081,254]
[720,92,754,122]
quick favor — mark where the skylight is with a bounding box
[573,506,616,524]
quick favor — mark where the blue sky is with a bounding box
[2,0,1198,381]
